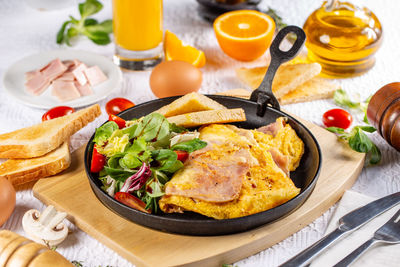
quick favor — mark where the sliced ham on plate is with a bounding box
[25,72,50,96]
[83,66,107,86]
[56,72,75,81]
[41,58,67,81]
[71,63,88,86]
[25,70,40,81]
[51,80,81,102]
[75,81,93,96]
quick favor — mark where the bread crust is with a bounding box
[0,142,71,185]
[0,104,100,159]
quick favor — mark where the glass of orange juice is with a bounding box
[112,0,163,70]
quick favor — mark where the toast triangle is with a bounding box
[0,104,101,158]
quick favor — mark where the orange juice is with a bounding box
[113,0,163,51]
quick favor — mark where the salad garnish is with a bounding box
[91,113,207,213]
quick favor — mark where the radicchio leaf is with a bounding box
[119,163,152,193]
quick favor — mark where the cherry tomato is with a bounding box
[42,106,75,121]
[114,192,150,213]
[175,150,189,162]
[90,147,106,173]
[323,108,353,129]
[106,98,135,116]
[109,114,126,129]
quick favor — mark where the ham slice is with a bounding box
[56,72,75,81]
[41,59,67,81]
[25,70,40,81]
[268,147,290,176]
[83,66,107,86]
[257,119,285,136]
[71,63,88,86]
[51,80,81,102]
[25,72,50,96]
[74,81,93,96]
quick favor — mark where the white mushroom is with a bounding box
[22,205,68,247]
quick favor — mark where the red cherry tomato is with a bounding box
[175,150,189,162]
[323,108,353,129]
[109,114,126,129]
[42,106,75,121]
[90,147,106,173]
[114,192,150,213]
[106,98,135,116]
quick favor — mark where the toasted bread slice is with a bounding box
[236,63,322,98]
[0,142,70,186]
[216,88,251,99]
[279,77,339,104]
[154,92,227,117]
[167,108,246,128]
[0,104,100,159]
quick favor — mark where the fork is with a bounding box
[333,208,400,267]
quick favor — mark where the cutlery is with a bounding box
[279,191,400,267]
[333,208,400,267]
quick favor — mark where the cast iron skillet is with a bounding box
[84,26,322,236]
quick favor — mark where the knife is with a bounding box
[279,191,400,267]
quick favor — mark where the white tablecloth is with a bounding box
[0,0,399,266]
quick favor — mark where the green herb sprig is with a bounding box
[327,126,381,164]
[334,89,371,123]
[57,0,112,46]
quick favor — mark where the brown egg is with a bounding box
[0,177,16,226]
[150,60,202,98]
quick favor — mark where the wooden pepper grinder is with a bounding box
[367,82,400,151]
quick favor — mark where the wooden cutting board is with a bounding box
[33,119,365,267]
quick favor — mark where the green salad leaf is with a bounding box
[93,121,119,146]
[57,0,112,46]
[104,166,136,182]
[171,138,207,153]
[134,113,170,142]
[334,89,371,123]
[151,149,184,173]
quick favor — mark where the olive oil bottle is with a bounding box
[303,0,382,77]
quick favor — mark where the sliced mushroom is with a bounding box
[22,205,68,247]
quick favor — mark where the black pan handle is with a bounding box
[250,26,306,116]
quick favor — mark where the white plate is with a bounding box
[3,50,123,109]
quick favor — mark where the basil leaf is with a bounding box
[85,19,112,34]
[357,125,376,133]
[334,89,360,109]
[368,143,381,165]
[326,127,346,134]
[171,138,207,153]
[348,128,373,153]
[79,0,103,18]
[104,166,135,182]
[56,21,70,44]
[151,149,182,172]
[84,18,98,26]
[67,27,78,38]
[93,121,119,146]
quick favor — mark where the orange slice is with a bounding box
[164,30,206,68]
[214,10,275,61]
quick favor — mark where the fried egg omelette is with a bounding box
[159,118,304,219]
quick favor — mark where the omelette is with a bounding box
[159,117,304,219]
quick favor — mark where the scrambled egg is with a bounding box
[159,118,304,219]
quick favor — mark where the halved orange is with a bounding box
[164,30,206,68]
[214,10,275,61]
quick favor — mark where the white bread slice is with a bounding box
[0,104,101,159]
[0,142,70,186]
[236,63,322,98]
[154,92,227,117]
[167,108,246,128]
[279,77,339,104]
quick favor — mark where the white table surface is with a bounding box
[1,0,399,266]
